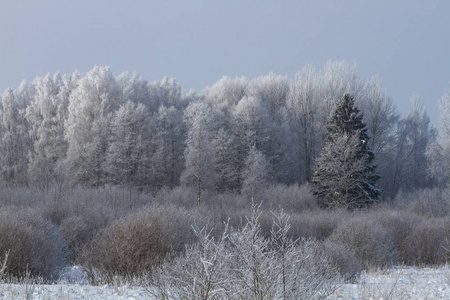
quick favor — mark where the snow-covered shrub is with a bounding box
[155,186,199,208]
[152,207,342,299]
[41,186,152,261]
[0,207,67,279]
[152,225,232,299]
[372,209,421,264]
[0,187,45,208]
[394,188,449,217]
[410,188,449,217]
[80,204,201,280]
[404,219,449,265]
[328,216,398,269]
[262,183,317,211]
[324,241,363,282]
[288,209,345,241]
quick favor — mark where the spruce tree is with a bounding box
[312,94,381,209]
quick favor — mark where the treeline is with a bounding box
[0,61,441,199]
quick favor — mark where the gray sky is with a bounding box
[1,0,449,123]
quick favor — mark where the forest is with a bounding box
[0,61,449,298]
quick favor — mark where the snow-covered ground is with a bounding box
[330,265,450,299]
[0,265,449,299]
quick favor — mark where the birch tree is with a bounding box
[181,102,216,205]
[241,146,270,203]
[65,66,120,186]
[0,88,29,186]
[428,88,450,188]
[104,101,148,189]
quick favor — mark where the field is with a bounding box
[1,265,449,299]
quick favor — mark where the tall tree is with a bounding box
[241,146,270,203]
[104,101,148,189]
[231,96,271,188]
[287,65,321,182]
[0,88,30,186]
[213,128,238,192]
[149,105,185,189]
[181,102,216,205]
[358,77,399,198]
[312,94,381,209]
[65,66,120,186]
[26,73,70,189]
[428,88,450,188]
[389,98,435,194]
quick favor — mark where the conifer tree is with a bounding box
[312,94,381,209]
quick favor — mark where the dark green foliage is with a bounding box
[312,94,381,209]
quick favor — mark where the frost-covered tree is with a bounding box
[312,94,381,209]
[0,88,30,186]
[287,65,322,182]
[389,98,435,194]
[26,73,71,189]
[149,105,185,189]
[241,146,270,203]
[213,128,239,192]
[248,73,292,184]
[181,102,216,205]
[231,96,271,187]
[248,72,290,117]
[104,101,148,189]
[428,88,450,188]
[65,66,120,186]
[203,76,248,110]
[116,72,150,105]
[358,77,399,197]
[148,77,184,112]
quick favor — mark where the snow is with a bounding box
[0,265,449,299]
[0,283,151,300]
[330,265,450,299]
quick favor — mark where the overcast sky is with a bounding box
[1,0,449,123]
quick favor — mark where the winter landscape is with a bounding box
[2,1,450,299]
[0,63,448,299]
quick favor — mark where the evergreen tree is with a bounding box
[312,94,381,209]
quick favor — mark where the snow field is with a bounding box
[330,265,450,299]
[0,265,449,299]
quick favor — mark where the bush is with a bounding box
[328,216,398,269]
[152,208,342,299]
[288,210,345,241]
[80,204,202,280]
[410,189,449,217]
[155,186,200,208]
[372,209,420,264]
[262,183,317,211]
[403,219,449,265]
[0,207,67,279]
[40,186,152,262]
[324,240,363,282]
[393,188,449,217]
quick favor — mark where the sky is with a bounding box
[1,0,449,123]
